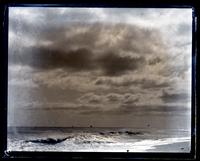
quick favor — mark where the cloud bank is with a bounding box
[8,7,192,127]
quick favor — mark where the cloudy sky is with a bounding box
[8,7,192,128]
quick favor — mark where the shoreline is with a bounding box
[148,141,191,152]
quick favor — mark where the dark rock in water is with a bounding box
[26,137,68,145]
[82,140,114,144]
[107,131,143,135]
[125,131,143,135]
[109,131,115,134]
[134,131,143,135]
[118,131,123,134]
[99,132,105,135]
[125,131,134,135]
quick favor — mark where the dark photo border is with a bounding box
[0,0,198,160]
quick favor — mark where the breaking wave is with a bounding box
[7,128,191,152]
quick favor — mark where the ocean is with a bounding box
[7,127,191,152]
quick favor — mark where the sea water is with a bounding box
[7,127,191,152]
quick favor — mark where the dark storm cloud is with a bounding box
[8,8,192,128]
[98,53,145,76]
[10,47,94,71]
[9,17,168,76]
[148,57,162,65]
[160,90,190,103]
[10,45,145,75]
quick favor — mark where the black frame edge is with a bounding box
[0,0,198,160]
[0,3,8,160]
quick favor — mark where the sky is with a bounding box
[8,7,192,128]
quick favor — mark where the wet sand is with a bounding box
[148,141,190,152]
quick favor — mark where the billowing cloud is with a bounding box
[11,47,94,71]
[123,93,140,104]
[78,92,142,105]
[148,57,162,65]
[106,93,123,103]
[78,93,104,104]
[94,75,172,89]
[97,53,145,76]
[9,22,167,77]
[160,90,191,103]
[8,7,192,127]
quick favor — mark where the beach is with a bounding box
[7,127,191,152]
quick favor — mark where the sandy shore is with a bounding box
[148,141,191,152]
